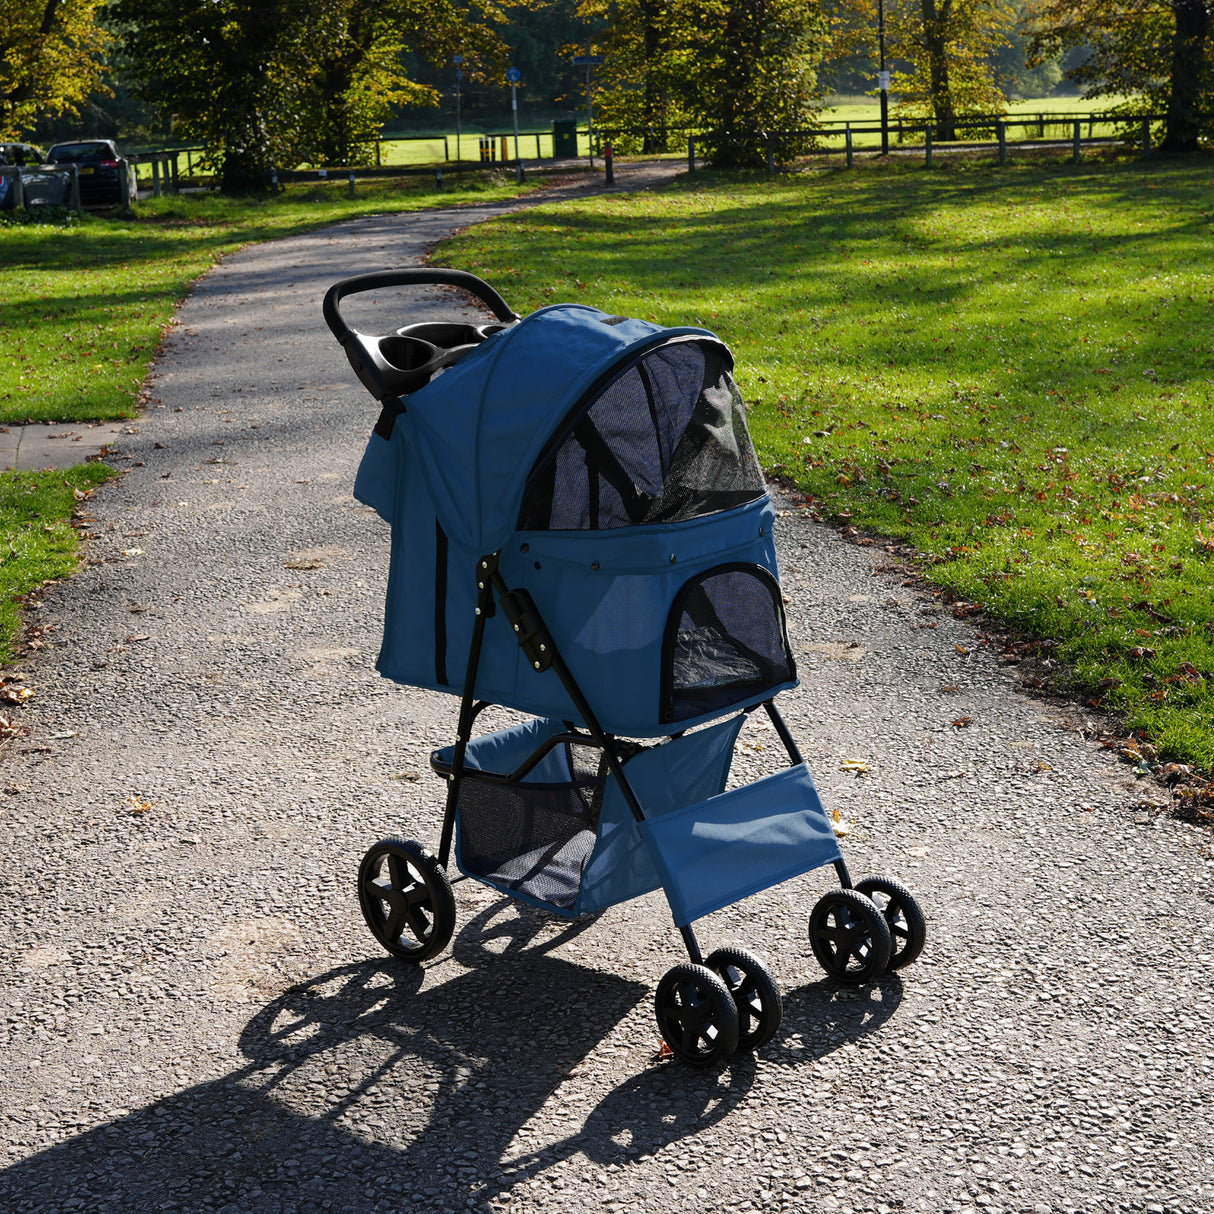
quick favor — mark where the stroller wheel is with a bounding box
[655,963,740,1067]
[705,946,782,1052]
[358,838,456,963]
[808,889,893,985]
[853,876,926,972]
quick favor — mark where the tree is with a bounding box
[304,0,505,165]
[1026,1,1213,151]
[589,0,828,167]
[0,0,109,138]
[112,0,318,191]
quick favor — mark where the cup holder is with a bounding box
[367,318,516,397]
[379,334,442,373]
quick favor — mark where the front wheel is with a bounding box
[706,946,782,1051]
[853,875,926,971]
[357,837,456,962]
[809,888,892,984]
[654,963,740,1067]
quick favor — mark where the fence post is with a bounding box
[1038,112,1045,139]
[69,164,81,215]
[997,120,1007,165]
[1072,120,1081,163]
[925,128,932,167]
[348,170,355,197]
[152,157,161,198]
[688,135,696,172]
[1142,118,1151,155]
[119,161,133,212]
[845,127,853,169]
[12,168,24,211]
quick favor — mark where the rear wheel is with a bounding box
[706,946,782,1051]
[655,963,739,1067]
[358,837,456,962]
[809,888,892,984]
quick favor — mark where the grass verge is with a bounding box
[0,171,543,426]
[0,463,115,665]
[436,153,1214,776]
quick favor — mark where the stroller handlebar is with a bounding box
[322,269,519,343]
[323,269,520,403]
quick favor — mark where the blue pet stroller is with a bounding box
[323,269,925,1066]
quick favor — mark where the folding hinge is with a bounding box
[499,588,554,672]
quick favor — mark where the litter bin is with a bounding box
[552,119,578,158]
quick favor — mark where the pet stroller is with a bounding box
[323,268,925,1066]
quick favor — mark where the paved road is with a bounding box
[2,162,1212,1214]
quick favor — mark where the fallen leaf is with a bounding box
[951,717,973,728]
[125,634,151,643]
[123,794,154,815]
[122,548,144,557]
[838,758,869,772]
[283,559,323,571]
[955,643,971,655]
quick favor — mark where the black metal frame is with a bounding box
[433,552,852,966]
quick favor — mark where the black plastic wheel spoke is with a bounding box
[384,907,405,941]
[401,901,433,940]
[385,853,410,892]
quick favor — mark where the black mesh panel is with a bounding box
[455,743,608,909]
[519,339,765,531]
[661,564,795,723]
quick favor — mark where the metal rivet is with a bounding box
[477,582,484,590]
[475,607,481,616]
[520,543,529,553]
[669,554,676,563]
[539,644,546,652]
[534,561,541,570]
[591,561,600,571]
[513,624,520,632]
[481,560,488,569]
[534,661,541,669]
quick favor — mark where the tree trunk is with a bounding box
[1163,0,1210,151]
[640,0,666,153]
[922,0,957,140]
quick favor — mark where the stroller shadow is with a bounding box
[0,903,900,1213]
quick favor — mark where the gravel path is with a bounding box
[2,162,1213,1214]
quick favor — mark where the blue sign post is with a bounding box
[507,67,522,182]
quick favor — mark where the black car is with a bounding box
[0,141,50,208]
[45,139,138,206]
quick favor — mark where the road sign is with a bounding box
[878,70,891,90]
[571,55,604,66]
[506,66,520,82]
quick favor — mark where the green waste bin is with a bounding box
[552,119,578,158]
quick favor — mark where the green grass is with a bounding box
[0,172,541,426]
[0,464,115,663]
[436,154,1214,771]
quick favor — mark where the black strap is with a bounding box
[434,520,449,685]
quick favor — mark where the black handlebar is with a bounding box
[322,268,518,343]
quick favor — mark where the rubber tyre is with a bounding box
[357,837,456,962]
[706,946,783,1052]
[809,888,893,984]
[853,875,926,972]
[655,963,740,1067]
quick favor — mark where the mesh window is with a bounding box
[519,340,766,530]
[456,743,608,909]
[661,564,795,723]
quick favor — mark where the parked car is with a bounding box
[0,141,49,209]
[45,139,138,206]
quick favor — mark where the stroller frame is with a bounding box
[325,268,926,1067]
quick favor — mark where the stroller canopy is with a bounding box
[354,300,796,736]
[391,303,749,553]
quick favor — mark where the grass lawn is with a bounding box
[436,153,1214,775]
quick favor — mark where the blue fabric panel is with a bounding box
[352,427,399,524]
[576,715,746,913]
[433,716,569,781]
[637,763,842,927]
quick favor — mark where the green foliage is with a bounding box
[0,0,109,138]
[437,158,1214,770]
[586,0,828,166]
[111,0,506,187]
[0,463,114,662]
[1025,0,1214,151]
